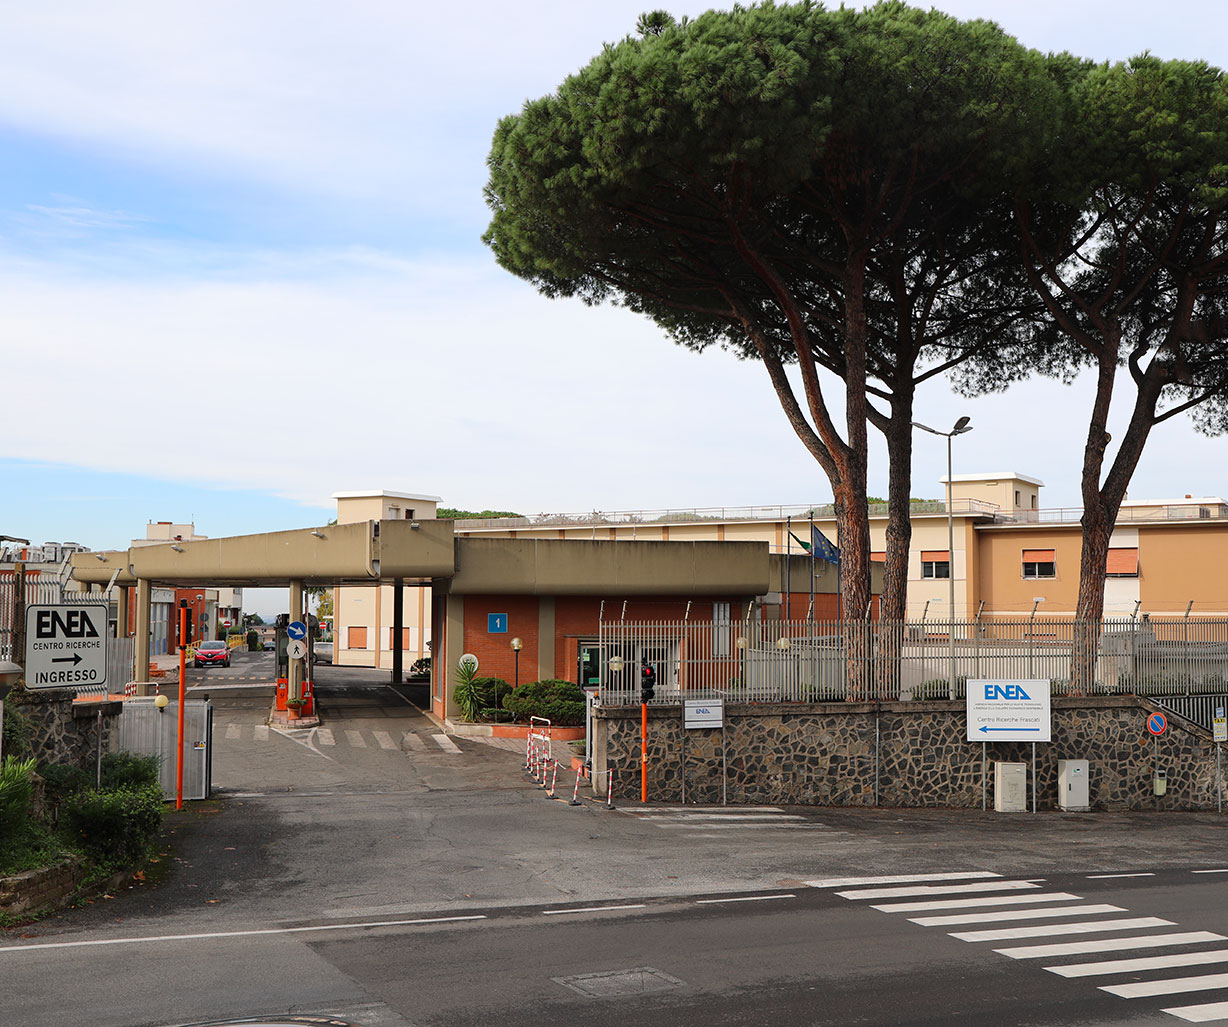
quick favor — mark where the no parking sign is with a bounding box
[1147,711,1167,737]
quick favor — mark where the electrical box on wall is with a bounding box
[1057,759,1090,811]
[994,762,1027,812]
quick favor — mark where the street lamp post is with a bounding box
[913,417,973,700]
[511,637,523,691]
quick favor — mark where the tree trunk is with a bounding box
[874,395,916,698]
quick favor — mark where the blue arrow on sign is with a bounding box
[979,725,1041,733]
[287,621,307,640]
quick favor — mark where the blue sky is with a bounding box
[4,0,1228,579]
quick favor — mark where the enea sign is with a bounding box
[965,679,1050,742]
[683,699,724,729]
[25,604,108,690]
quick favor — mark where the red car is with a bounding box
[194,640,231,668]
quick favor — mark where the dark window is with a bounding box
[922,560,950,579]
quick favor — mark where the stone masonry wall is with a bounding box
[592,696,1221,810]
[6,689,121,769]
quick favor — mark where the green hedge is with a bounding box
[99,752,160,791]
[502,680,585,726]
[0,756,36,844]
[61,783,164,866]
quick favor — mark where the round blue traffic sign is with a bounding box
[287,621,308,640]
[1147,712,1167,736]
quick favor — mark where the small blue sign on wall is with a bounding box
[488,613,508,634]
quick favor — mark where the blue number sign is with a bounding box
[488,613,508,634]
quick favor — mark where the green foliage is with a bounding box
[247,629,261,651]
[100,752,160,792]
[502,680,586,726]
[453,657,485,722]
[61,784,164,866]
[409,655,432,679]
[1,702,33,760]
[39,763,90,806]
[0,756,36,842]
[437,508,522,520]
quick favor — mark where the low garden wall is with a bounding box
[592,696,1221,810]
[0,857,84,916]
[5,689,122,769]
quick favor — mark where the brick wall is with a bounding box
[461,595,540,685]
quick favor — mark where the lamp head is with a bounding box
[154,694,169,711]
[952,416,972,434]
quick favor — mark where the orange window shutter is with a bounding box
[1022,549,1055,562]
[921,550,950,562]
[870,551,886,562]
[1106,548,1139,574]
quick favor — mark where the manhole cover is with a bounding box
[553,967,685,999]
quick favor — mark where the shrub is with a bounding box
[502,680,585,726]
[1,703,33,759]
[247,629,261,651]
[100,752,161,791]
[409,656,432,678]
[40,762,91,804]
[453,657,485,721]
[61,784,164,865]
[0,756,36,842]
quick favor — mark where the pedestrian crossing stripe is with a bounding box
[810,870,1228,1023]
[217,723,463,754]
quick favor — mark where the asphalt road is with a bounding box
[5,651,1228,1027]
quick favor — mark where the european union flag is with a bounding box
[810,526,840,565]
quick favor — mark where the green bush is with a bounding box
[0,756,36,842]
[453,657,485,721]
[40,762,91,801]
[100,751,161,791]
[247,629,260,651]
[61,784,164,865]
[1,703,33,759]
[502,680,585,726]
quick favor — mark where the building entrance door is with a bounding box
[578,640,601,688]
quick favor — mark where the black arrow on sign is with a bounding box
[51,653,83,666]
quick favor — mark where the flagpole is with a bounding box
[786,516,792,620]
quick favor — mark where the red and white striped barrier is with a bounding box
[569,764,586,806]
[605,766,616,809]
[547,759,559,798]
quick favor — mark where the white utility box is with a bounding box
[1057,759,1090,811]
[994,761,1027,812]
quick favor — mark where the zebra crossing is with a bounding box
[625,806,836,834]
[806,869,1228,1023]
[219,721,463,754]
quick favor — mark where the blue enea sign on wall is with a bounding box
[488,613,508,634]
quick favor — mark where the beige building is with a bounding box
[333,490,439,669]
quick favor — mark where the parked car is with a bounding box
[262,639,276,651]
[194,640,231,668]
[313,642,333,665]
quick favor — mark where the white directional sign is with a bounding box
[966,679,1050,742]
[25,604,108,690]
[684,699,724,729]
[286,639,308,660]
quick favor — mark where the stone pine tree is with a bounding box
[484,2,1059,658]
[959,55,1228,686]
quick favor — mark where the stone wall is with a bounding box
[5,689,121,769]
[592,696,1221,810]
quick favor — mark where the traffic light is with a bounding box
[640,663,656,703]
[179,601,193,643]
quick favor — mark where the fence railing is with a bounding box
[596,617,1228,706]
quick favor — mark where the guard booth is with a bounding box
[273,612,317,715]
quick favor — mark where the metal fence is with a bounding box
[596,617,1228,705]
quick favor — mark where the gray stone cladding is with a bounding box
[592,696,1221,810]
[7,688,120,769]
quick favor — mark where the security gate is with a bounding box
[115,698,213,800]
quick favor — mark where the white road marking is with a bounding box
[0,915,488,954]
[910,904,1126,927]
[373,730,398,750]
[1105,972,1228,998]
[433,734,462,753]
[253,725,269,741]
[653,823,828,830]
[995,931,1226,960]
[637,806,786,813]
[402,732,426,752]
[345,730,366,748]
[1086,873,1155,879]
[224,724,240,740]
[1163,1000,1228,1022]
[1046,950,1228,979]
[805,872,1000,889]
[695,894,796,905]
[1192,869,1228,875]
[640,813,806,821]
[873,892,1084,914]
[838,880,1041,900]
[541,905,647,916]
[316,728,335,746]
[950,917,1174,943]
